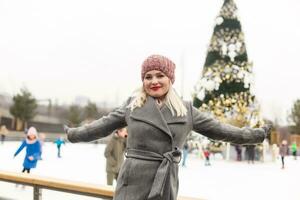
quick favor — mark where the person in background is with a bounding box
[279,140,288,169]
[65,54,271,200]
[255,144,263,161]
[271,143,279,162]
[0,125,9,144]
[203,147,211,166]
[54,136,66,158]
[38,133,46,160]
[245,144,255,164]
[104,128,127,185]
[235,145,242,161]
[291,141,297,160]
[14,127,42,173]
[181,142,189,167]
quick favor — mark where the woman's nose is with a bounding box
[151,77,159,84]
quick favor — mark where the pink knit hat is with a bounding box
[141,55,176,83]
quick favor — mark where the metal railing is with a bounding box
[0,170,202,200]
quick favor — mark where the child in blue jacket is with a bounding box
[54,136,65,158]
[14,127,42,173]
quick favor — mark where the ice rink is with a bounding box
[0,141,299,200]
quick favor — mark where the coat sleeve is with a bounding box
[190,104,266,145]
[14,140,26,157]
[67,98,129,143]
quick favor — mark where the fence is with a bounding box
[271,131,300,147]
[0,170,201,200]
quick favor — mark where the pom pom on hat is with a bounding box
[141,54,176,83]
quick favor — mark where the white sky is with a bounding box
[0,0,299,125]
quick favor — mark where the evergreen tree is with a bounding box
[290,99,300,134]
[67,105,83,127]
[10,88,37,130]
[84,101,100,120]
[193,0,260,127]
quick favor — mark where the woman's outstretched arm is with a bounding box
[66,99,130,143]
[191,103,270,145]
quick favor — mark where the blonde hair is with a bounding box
[129,86,187,117]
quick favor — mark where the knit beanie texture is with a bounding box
[141,55,176,83]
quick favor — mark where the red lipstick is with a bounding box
[150,86,161,91]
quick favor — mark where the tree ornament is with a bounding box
[216,16,224,25]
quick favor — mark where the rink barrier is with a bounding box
[0,170,202,200]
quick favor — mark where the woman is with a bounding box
[279,140,288,169]
[66,54,271,200]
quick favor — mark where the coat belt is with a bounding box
[125,148,182,199]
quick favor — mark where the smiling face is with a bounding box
[27,134,36,140]
[143,70,171,99]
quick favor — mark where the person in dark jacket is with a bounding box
[105,128,127,185]
[14,127,42,173]
[245,145,256,164]
[65,54,271,200]
[235,145,242,161]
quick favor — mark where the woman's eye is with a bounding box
[145,76,152,80]
[157,74,164,78]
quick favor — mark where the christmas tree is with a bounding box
[193,0,261,127]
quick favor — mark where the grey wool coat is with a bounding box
[67,96,266,200]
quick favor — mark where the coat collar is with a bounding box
[160,104,187,124]
[130,96,187,138]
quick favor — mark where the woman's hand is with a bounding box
[63,124,76,142]
[63,125,69,134]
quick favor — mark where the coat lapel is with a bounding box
[160,105,187,125]
[130,96,172,138]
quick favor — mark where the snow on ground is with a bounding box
[0,141,299,200]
